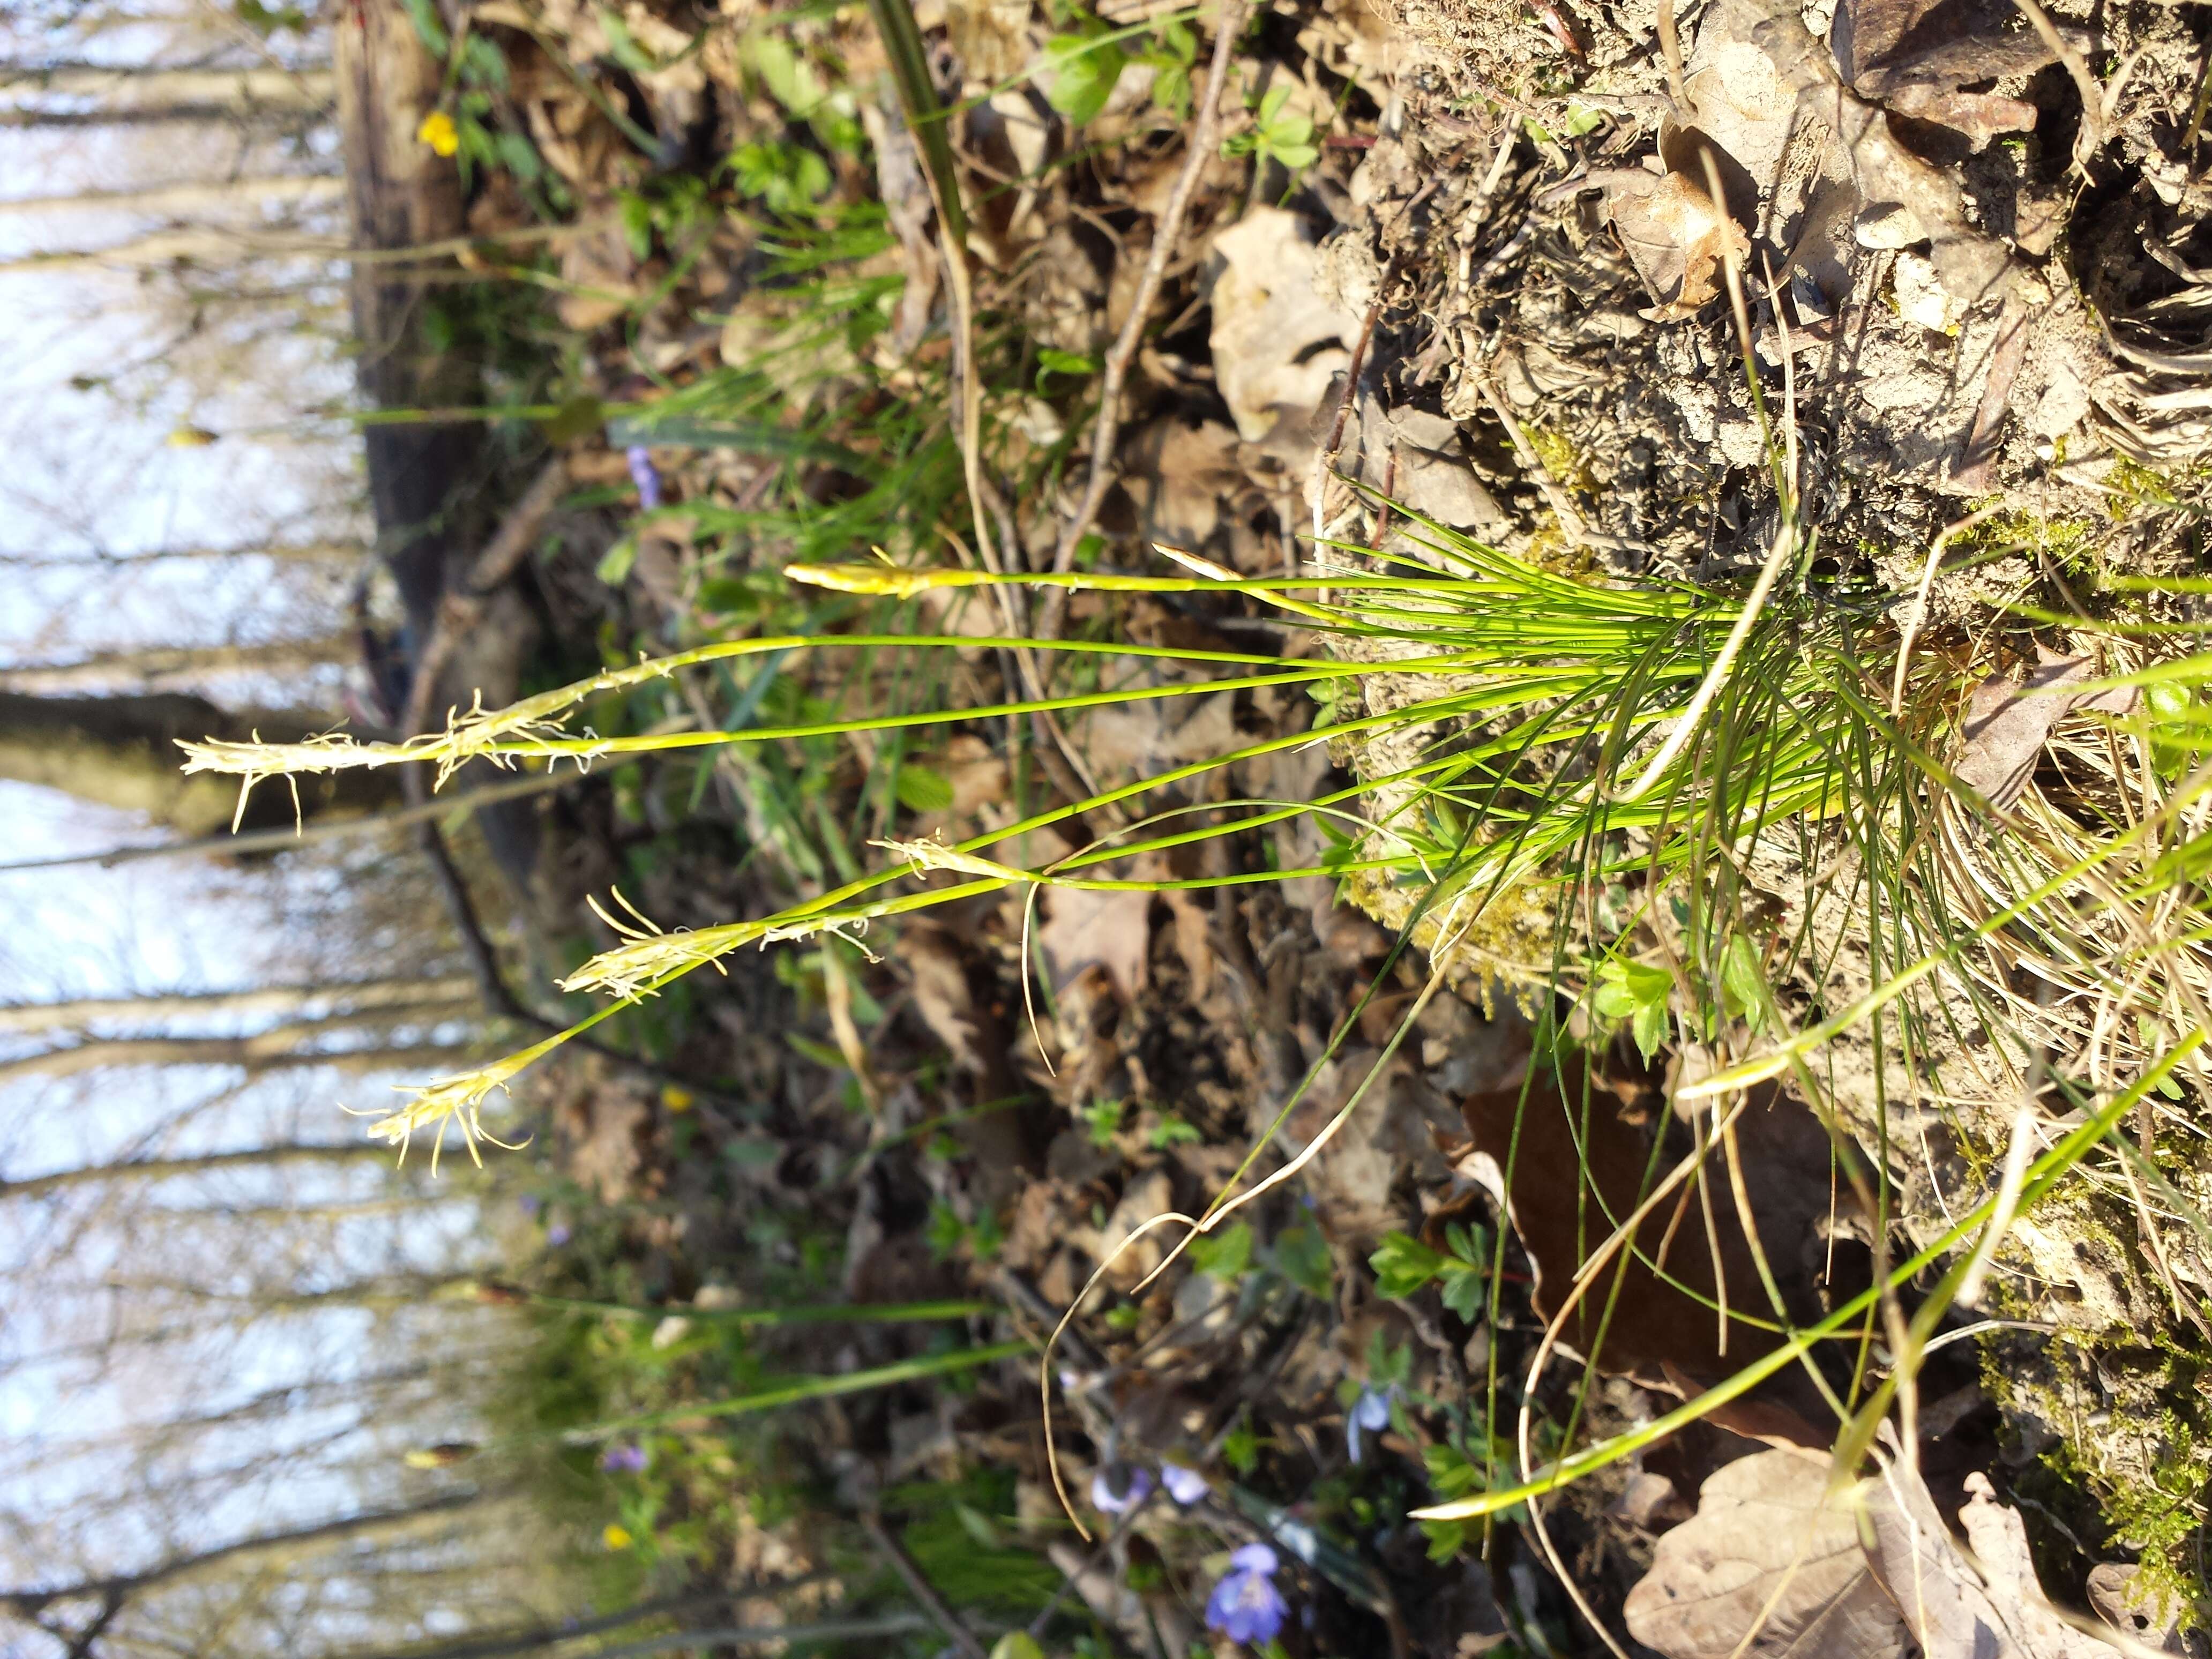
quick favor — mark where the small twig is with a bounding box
[1891,503,2005,716]
[1367,447,1399,550]
[861,1509,989,1659]
[1474,372,1593,547]
[995,1266,1105,1373]
[2011,0,2104,171]
[1312,277,1395,544]
[1042,0,1250,626]
[1656,0,1688,112]
[1953,296,2030,492]
[1026,1491,1156,1645]
[1468,218,1536,288]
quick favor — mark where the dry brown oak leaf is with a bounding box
[1832,0,2070,147]
[1625,1448,2126,1658]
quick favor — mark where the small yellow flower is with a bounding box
[166,425,217,447]
[660,1085,694,1113]
[602,1523,634,1551]
[417,109,459,157]
[403,1442,479,1469]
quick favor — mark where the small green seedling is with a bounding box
[1189,1220,1253,1281]
[1147,1112,1201,1148]
[1040,21,1126,126]
[1369,1223,1488,1320]
[1081,1097,1125,1147]
[1594,957,1673,1062]
[1224,84,1318,174]
[1135,18,1196,116]
[1272,1223,1333,1299]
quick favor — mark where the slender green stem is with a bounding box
[557,1339,1033,1444]
[526,1292,995,1326]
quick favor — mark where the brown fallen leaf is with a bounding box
[1460,1062,1772,1384]
[1208,207,1362,444]
[1119,417,1249,551]
[1833,0,2065,147]
[1605,169,1744,323]
[1862,1461,2124,1658]
[1080,689,1239,781]
[1623,1449,1914,1659]
[1954,653,2140,810]
[555,215,643,333]
[1036,883,1153,1005]
[1630,1451,2126,1659]
[2084,1563,2185,1653]
[1753,10,2016,310]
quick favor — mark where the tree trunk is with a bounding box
[0,634,356,694]
[337,0,547,900]
[0,1034,476,1088]
[0,690,400,836]
[2,1488,498,1623]
[0,174,343,219]
[0,975,476,1036]
[0,63,335,110]
[0,223,347,272]
[1,1142,401,1201]
[337,0,484,635]
[0,540,361,569]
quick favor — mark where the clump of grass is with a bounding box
[191,488,2212,1578]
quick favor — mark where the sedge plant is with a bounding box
[181,501,2212,1441]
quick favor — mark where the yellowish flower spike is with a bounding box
[871,835,1029,883]
[781,561,984,599]
[417,109,459,156]
[358,1037,563,1173]
[557,908,885,1001]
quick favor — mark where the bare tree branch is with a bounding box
[2,1143,413,1202]
[0,977,476,1037]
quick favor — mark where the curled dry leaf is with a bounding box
[1605,170,1744,322]
[1863,1463,2124,1658]
[1623,1449,1914,1659]
[1752,9,2016,309]
[2084,1563,2185,1653]
[1627,1449,2125,1659]
[1832,0,2074,148]
[1954,654,2140,810]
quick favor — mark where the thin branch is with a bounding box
[0,1142,398,1202]
[0,975,477,1036]
[861,1511,989,1659]
[1042,0,1249,619]
[0,768,586,873]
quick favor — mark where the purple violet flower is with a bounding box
[1089,1465,1153,1515]
[1205,1543,1288,1646]
[518,1193,541,1215]
[546,1222,572,1247]
[625,445,663,510]
[1347,1384,1395,1466]
[1160,1462,1210,1507]
[599,1442,648,1474]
